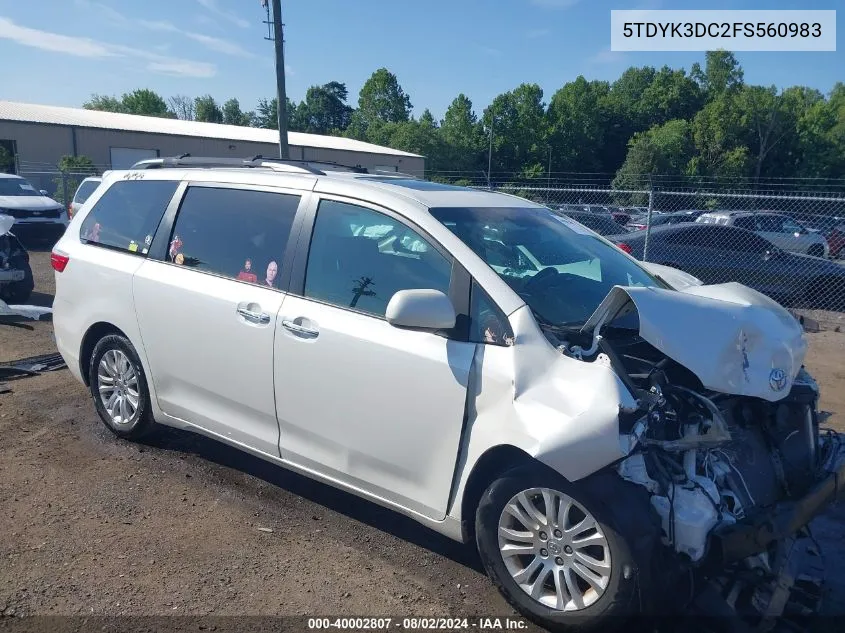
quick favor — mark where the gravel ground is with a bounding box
[1,247,844,630]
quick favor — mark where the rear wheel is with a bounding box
[88,334,156,440]
[475,464,642,631]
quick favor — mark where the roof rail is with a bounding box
[371,168,420,179]
[250,155,369,174]
[130,155,326,175]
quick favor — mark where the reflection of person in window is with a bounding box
[85,222,101,242]
[237,258,257,283]
[264,260,278,287]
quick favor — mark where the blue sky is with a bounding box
[0,0,842,119]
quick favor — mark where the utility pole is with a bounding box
[263,0,289,158]
[487,117,494,190]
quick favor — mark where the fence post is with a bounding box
[643,186,654,262]
[61,171,69,208]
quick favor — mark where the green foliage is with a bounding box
[0,146,14,173]
[194,95,223,123]
[81,53,845,184]
[294,82,353,134]
[53,155,98,204]
[84,89,174,118]
[221,98,255,127]
[347,68,412,140]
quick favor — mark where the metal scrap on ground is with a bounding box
[0,298,52,321]
[0,353,67,385]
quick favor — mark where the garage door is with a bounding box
[110,147,159,170]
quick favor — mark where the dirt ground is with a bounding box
[2,248,845,629]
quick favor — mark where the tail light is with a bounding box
[617,242,633,254]
[51,249,70,272]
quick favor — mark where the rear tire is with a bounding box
[475,464,643,632]
[807,244,825,258]
[88,334,156,440]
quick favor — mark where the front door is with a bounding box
[274,198,475,520]
[133,183,304,455]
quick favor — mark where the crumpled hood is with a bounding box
[582,282,807,402]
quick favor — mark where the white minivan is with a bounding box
[52,157,843,630]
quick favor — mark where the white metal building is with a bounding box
[0,101,424,193]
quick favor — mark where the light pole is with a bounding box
[487,116,494,190]
[262,0,289,159]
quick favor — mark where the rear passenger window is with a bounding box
[168,186,301,288]
[80,180,178,255]
[73,180,100,205]
[304,199,452,317]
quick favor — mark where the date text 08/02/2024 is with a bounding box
[307,617,529,630]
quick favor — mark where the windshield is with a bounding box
[430,206,664,327]
[0,177,40,197]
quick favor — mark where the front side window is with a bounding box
[80,179,178,254]
[430,206,664,328]
[304,199,452,317]
[470,281,513,346]
[168,186,300,288]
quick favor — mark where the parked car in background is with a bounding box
[627,209,705,231]
[0,214,34,303]
[0,173,68,242]
[556,208,631,236]
[696,211,829,258]
[69,176,103,219]
[826,225,845,259]
[609,223,845,308]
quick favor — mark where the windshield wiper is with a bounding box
[531,310,584,334]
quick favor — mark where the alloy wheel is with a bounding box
[497,487,611,612]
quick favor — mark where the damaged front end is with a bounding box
[550,282,845,623]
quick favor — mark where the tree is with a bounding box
[120,89,174,118]
[168,95,195,121]
[295,82,354,134]
[194,95,223,123]
[689,94,750,180]
[547,77,610,173]
[0,146,14,174]
[347,68,412,140]
[253,97,298,130]
[53,155,98,204]
[438,94,484,174]
[692,50,744,99]
[222,98,254,127]
[613,119,694,195]
[83,94,126,113]
[482,83,548,178]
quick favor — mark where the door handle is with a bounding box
[282,319,319,338]
[237,307,271,325]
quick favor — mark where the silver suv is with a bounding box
[697,210,830,258]
[51,157,844,629]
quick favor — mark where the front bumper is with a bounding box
[710,457,845,564]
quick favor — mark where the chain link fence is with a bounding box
[16,161,106,206]
[491,184,845,330]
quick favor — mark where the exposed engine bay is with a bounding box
[540,282,845,626]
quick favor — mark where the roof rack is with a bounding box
[131,155,325,175]
[250,155,369,174]
[131,154,371,176]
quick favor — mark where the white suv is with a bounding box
[52,157,843,629]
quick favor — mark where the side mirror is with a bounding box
[39,190,49,196]
[386,289,456,331]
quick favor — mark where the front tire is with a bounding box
[475,464,642,632]
[88,334,155,440]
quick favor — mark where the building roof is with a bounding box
[0,100,421,158]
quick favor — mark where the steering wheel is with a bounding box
[522,267,559,293]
